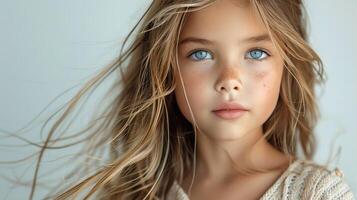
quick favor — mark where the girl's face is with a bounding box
[175,0,284,140]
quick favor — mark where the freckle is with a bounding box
[256,71,266,79]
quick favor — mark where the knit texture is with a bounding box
[167,159,355,200]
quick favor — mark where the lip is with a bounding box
[212,102,248,111]
[212,102,248,120]
[213,109,247,120]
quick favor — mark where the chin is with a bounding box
[203,130,248,141]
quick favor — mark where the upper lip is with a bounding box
[212,102,248,111]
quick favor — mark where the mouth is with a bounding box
[212,109,247,120]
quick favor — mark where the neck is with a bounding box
[191,127,287,183]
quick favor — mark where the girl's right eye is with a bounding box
[188,50,213,61]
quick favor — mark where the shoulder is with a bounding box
[280,159,355,200]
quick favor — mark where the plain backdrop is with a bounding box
[0,0,356,199]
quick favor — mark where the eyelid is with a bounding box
[187,48,214,59]
[248,47,270,54]
[245,47,271,60]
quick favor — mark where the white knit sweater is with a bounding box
[167,159,355,199]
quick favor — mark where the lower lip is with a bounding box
[213,109,247,120]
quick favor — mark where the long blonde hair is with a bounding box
[3,0,325,199]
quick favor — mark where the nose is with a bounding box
[215,67,242,95]
[216,80,239,92]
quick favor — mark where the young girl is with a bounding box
[8,0,355,199]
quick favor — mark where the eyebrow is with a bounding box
[178,33,271,46]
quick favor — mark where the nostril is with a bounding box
[219,85,239,91]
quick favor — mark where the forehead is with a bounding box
[179,0,268,43]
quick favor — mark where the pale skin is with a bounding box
[174,0,294,199]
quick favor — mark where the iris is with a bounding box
[190,50,212,60]
[249,50,263,59]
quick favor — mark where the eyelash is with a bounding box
[187,48,271,62]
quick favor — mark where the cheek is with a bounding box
[252,70,282,115]
[177,70,204,97]
[255,69,282,96]
[174,70,205,123]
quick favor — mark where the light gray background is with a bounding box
[0,0,356,199]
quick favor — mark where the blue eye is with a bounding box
[246,49,270,61]
[189,50,213,61]
[187,49,269,61]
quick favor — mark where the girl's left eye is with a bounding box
[245,49,270,61]
[188,50,213,61]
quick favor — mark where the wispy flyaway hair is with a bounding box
[3,0,325,199]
